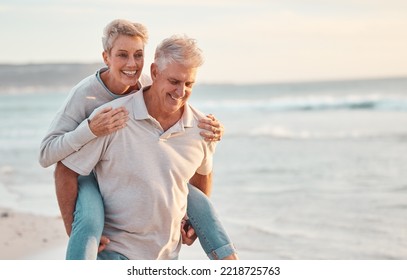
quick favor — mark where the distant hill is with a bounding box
[1,63,406,93]
[0,63,105,90]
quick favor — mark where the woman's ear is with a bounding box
[102,51,109,67]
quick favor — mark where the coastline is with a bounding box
[0,208,68,260]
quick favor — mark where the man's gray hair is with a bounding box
[154,34,204,71]
[102,19,148,53]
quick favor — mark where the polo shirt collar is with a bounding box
[181,102,194,128]
[132,86,151,121]
[132,86,194,129]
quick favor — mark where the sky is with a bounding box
[1,0,407,84]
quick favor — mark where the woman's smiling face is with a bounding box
[103,35,145,93]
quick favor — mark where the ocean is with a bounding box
[1,64,407,259]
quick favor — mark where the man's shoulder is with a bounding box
[93,88,141,113]
[96,94,133,111]
[187,103,207,122]
[139,73,152,87]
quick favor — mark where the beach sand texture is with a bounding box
[0,208,68,260]
[0,207,228,260]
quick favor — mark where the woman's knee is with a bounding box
[187,184,212,210]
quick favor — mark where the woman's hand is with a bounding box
[198,114,224,142]
[89,107,129,136]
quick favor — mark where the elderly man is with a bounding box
[57,34,220,260]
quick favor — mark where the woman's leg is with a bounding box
[65,172,104,260]
[187,184,238,260]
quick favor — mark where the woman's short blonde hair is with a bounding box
[102,19,148,53]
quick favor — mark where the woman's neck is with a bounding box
[100,69,138,95]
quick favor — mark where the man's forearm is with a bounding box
[189,172,212,196]
[54,161,79,236]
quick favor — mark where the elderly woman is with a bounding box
[39,19,237,260]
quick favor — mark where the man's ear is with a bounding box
[150,63,159,81]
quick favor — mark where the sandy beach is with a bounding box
[0,208,68,260]
[0,207,211,260]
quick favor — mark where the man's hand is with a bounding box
[198,114,224,142]
[89,106,129,137]
[181,219,197,246]
[98,235,110,253]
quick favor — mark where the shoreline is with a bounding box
[0,208,68,260]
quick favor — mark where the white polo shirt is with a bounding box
[62,86,216,260]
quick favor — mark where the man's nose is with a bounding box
[175,84,186,97]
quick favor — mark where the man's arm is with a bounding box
[54,161,79,236]
[189,172,213,196]
[54,161,111,252]
[181,172,213,246]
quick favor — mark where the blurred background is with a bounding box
[1,0,407,259]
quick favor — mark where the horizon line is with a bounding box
[0,62,406,86]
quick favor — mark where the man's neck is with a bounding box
[143,88,184,132]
